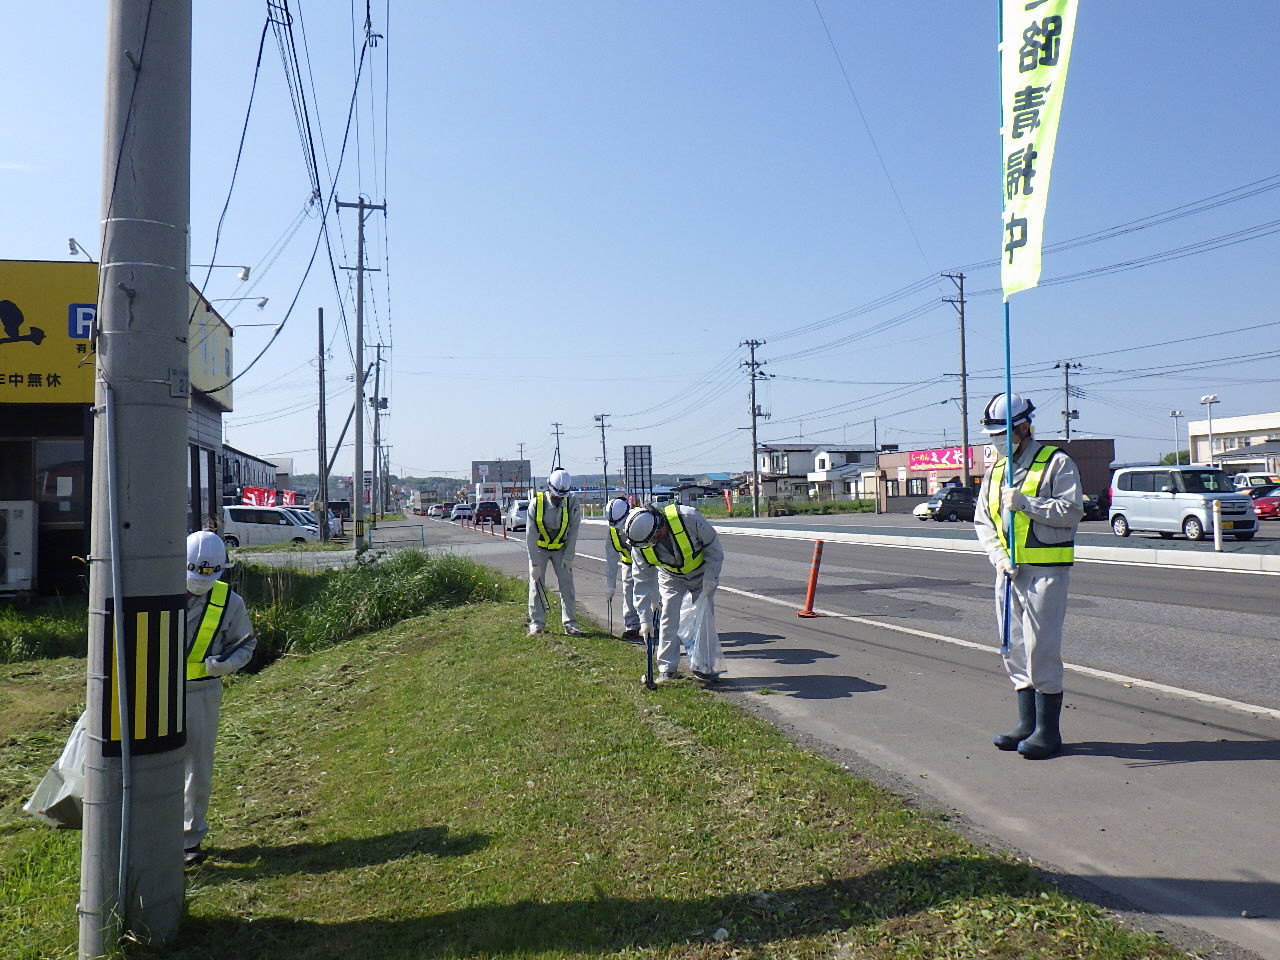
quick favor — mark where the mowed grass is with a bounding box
[1,594,1183,959]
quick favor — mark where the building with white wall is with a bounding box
[1187,410,1280,469]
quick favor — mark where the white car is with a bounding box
[449,502,474,521]
[505,499,529,531]
[912,501,933,521]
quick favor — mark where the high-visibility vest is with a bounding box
[985,444,1075,566]
[608,525,632,564]
[533,491,570,550]
[186,580,230,680]
[639,504,705,575]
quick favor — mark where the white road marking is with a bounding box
[576,549,1280,723]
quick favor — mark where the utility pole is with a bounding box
[517,442,527,496]
[594,414,611,501]
[551,422,563,471]
[943,272,971,487]
[336,196,386,549]
[1056,360,1082,439]
[82,2,191,954]
[370,344,384,525]
[317,308,329,541]
[742,339,767,518]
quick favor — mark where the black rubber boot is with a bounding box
[1017,692,1064,759]
[993,687,1037,751]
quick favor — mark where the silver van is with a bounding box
[221,505,321,547]
[1108,466,1257,542]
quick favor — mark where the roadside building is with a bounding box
[873,438,1115,515]
[0,259,238,594]
[1187,411,1280,472]
[805,445,878,500]
[753,443,818,500]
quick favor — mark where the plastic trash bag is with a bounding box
[24,712,88,829]
[683,590,726,676]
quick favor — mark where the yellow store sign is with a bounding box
[0,260,233,409]
[0,260,98,404]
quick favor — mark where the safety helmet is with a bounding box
[186,530,227,581]
[623,506,664,546]
[980,392,1035,435]
[605,497,630,526]
[547,468,573,498]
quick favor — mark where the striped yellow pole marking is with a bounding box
[134,611,149,740]
[157,610,170,737]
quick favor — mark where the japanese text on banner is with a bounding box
[1000,0,1077,299]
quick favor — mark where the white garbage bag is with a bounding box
[24,712,88,829]
[684,591,726,676]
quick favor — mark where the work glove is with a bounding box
[203,656,236,678]
[995,557,1018,580]
[1001,487,1029,513]
[701,577,719,597]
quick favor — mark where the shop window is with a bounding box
[886,480,900,498]
[907,478,928,496]
[0,440,33,499]
[35,439,85,524]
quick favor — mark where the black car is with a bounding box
[474,500,503,524]
[927,487,977,522]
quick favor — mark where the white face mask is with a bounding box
[187,577,216,596]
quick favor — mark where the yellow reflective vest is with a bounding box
[985,444,1074,566]
[608,525,632,564]
[639,504,705,575]
[533,491,570,550]
[186,580,229,680]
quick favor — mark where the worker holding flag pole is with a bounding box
[973,0,1083,759]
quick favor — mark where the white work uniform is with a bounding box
[184,587,257,850]
[632,506,724,676]
[974,437,1083,695]
[604,524,653,633]
[526,492,582,631]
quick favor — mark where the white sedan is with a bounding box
[912,501,933,521]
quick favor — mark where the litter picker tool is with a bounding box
[642,604,659,690]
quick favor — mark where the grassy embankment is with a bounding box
[0,552,1182,960]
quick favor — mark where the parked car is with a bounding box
[505,499,529,531]
[1108,465,1257,542]
[449,502,474,521]
[912,501,932,520]
[221,505,320,548]
[1231,472,1280,490]
[916,487,977,522]
[427,503,452,518]
[1081,494,1106,521]
[1247,485,1280,520]
[474,500,502,524]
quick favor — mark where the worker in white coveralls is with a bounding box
[603,496,655,640]
[183,530,258,865]
[624,502,724,683]
[974,392,1083,759]
[526,468,583,637]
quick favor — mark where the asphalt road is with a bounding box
[369,517,1280,958]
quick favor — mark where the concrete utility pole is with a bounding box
[1056,360,1082,438]
[82,2,191,954]
[943,272,971,488]
[336,196,385,549]
[317,308,329,540]
[551,422,563,471]
[742,339,767,518]
[594,414,611,500]
[516,442,527,496]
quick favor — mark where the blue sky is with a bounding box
[3,2,1278,484]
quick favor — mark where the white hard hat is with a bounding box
[623,506,663,546]
[605,497,630,525]
[547,468,573,497]
[186,530,227,581]
[980,392,1035,435]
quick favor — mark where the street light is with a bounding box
[192,264,251,282]
[68,237,96,261]
[210,296,269,310]
[1168,410,1182,465]
[1199,395,1219,465]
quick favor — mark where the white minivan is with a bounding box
[221,505,321,547]
[1108,466,1257,542]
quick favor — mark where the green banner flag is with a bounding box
[1000,0,1078,299]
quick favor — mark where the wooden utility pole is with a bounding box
[82,2,191,954]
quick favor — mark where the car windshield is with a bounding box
[1176,470,1233,493]
[1248,485,1280,499]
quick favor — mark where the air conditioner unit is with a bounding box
[0,501,38,595]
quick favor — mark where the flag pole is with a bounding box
[1002,298,1014,653]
